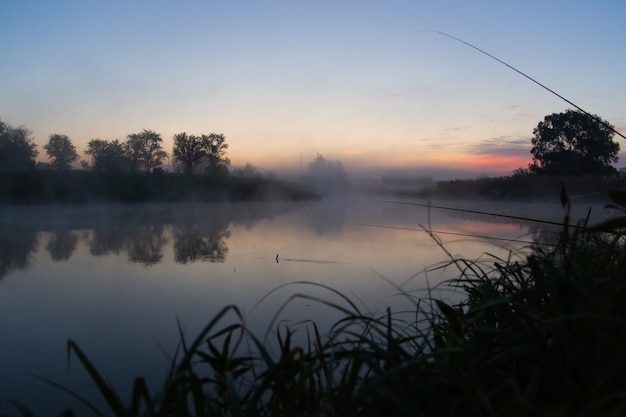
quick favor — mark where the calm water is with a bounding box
[0,196,609,415]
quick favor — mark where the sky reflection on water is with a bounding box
[0,197,607,415]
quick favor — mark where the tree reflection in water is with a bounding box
[172,220,230,264]
[307,200,347,236]
[89,221,168,266]
[0,202,299,278]
[88,223,127,256]
[46,230,79,261]
[126,224,168,266]
[84,206,232,265]
[203,228,230,262]
[0,218,39,280]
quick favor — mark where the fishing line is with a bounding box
[359,223,556,247]
[417,30,625,141]
[375,199,575,227]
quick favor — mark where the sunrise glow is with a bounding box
[1,1,624,179]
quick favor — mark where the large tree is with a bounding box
[125,129,168,173]
[530,110,620,175]
[202,133,230,176]
[44,134,78,170]
[172,132,207,175]
[0,119,38,172]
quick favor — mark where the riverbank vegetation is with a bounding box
[2,109,624,204]
[368,172,626,202]
[407,174,626,201]
[0,170,318,204]
[7,190,626,417]
[0,117,351,203]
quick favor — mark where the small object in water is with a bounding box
[276,254,279,263]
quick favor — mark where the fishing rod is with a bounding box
[417,30,626,141]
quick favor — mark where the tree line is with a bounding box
[1,109,621,178]
[0,117,345,182]
[82,130,232,176]
[0,120,239,176]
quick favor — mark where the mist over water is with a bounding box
[0,196,613,415]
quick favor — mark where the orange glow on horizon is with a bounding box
[430,154,531,171]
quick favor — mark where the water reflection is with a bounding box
[126,224,168,265]
[430,199,610,249]
[173,223,230,263]
[2,198,605,416]
[0,199,610,280]
[307,199,347,235]
[0,218,39,279]
[46,230,78,261]
[88,222,128,256]
[0,202,301,278]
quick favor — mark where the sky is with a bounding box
[1,0,625,180]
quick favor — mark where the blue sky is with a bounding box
[1,0,625,178]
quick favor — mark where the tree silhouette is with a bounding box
[172,132,207,175]
[86,139,131,173]
[125,129,168,173]
[530,110,620,175]
[0,118,38,172]
[308,154,346,180]
[203,133,230,176]
[307,153,346,193]
[44,134,78,170]
[232,162,261,178]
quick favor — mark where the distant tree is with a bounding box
[85,139,107,170]
[307,154,347,193]
[512,167,532,177]
[172,132,207,175]
[233,162,261,178]
[308,154,346,181]
[529,110,620,175]
[125,129,168,173]
[44,134,78,170]
[0,118,38,172]
[124,134,142,172]
[86,138,130,173]
[203,133,230,176]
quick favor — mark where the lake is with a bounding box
[0,195,611,415]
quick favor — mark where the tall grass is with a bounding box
[7,190,626,417]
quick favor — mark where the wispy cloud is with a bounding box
[443,127,464,132]
[466,135,532,158]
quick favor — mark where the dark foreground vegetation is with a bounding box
[0,171,318,204]
[6,190,626,417]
